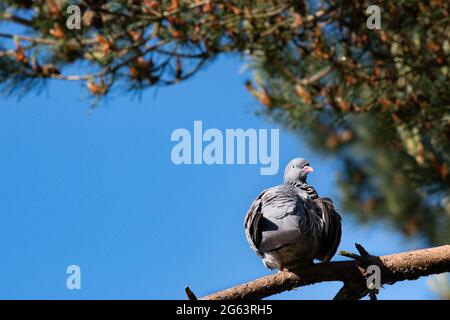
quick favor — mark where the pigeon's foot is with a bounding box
[278,260,314,274]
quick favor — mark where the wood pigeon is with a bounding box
[244,157,342,270]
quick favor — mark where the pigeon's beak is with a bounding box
[302,165,314,173]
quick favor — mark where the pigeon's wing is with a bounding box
[314,197,342,262]
[245,186,316,255]
[244,189,266,257]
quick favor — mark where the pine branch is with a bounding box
[200,245,450,300]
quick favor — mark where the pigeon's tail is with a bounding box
[333,283,369,300]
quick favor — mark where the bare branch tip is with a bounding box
[185,286,198,300]
[355,243,371,257]
[339,250,361,260]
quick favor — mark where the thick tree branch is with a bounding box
[201,245,450,300]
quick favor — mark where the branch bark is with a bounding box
[201,245,450,300]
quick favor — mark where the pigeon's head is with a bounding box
[284,157,314,183]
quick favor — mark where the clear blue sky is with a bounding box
[0,55,437,299]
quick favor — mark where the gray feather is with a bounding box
[315,197,342,262]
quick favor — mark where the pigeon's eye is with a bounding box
[292,165,295,168]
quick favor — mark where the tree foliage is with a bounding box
[1,0,449,243]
